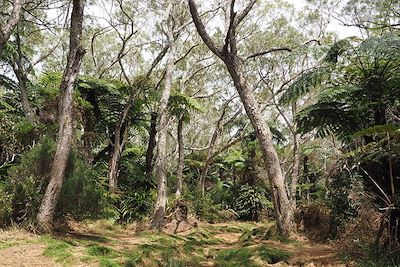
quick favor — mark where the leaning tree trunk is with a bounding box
[150,6,176,230]
[175,116,184,197]
[36,0,85,232]
[188,0,295,236]
[223,56,295,235]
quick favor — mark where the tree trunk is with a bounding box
[107,99,132,193]
[36,0,85,232]
[198,129,219,195]
[223,55,294,235]
[108,128,121,193]
[82,109,95,165]
[175,116,184,197]
[290,103,300,208]
[150,4,175,230]
[145,112,158,175]
[0,0,23,53]
[12,33,35,123]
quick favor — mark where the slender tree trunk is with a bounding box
[303,155,310,202]
[107,100,132,192]
[82,109,95,165]
[0,0,23,53]
[175,116,184,197]
[290,103,300,208]
[12,33,35,123]
[36,0,85,232]
[108,128,121,193]
[150,4,175,230]
[145,112,158,175]
[198,129,219,195]
[13,64,35,122]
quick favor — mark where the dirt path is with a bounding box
[0,221,345,267]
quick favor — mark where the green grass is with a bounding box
[256,246,291,263]
[214,247,256,267]
[87,244,116,257]
[42,237,74,265]
[0,241,18,249]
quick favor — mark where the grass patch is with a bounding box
[0,241,18,249]
[99,257,120,267]
[42,238,73,265]
[256,246,290,264]
[87,244,116,257]
[214,247,256,267]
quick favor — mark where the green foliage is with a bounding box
[0,137,107,225]
[293,34,400,139]
[110,145,155,223]
[110,190,155,223]
[57,151,107,220]
[326,166,363,235]
[2,137,56,225]
[235,185,270,221]
[279,66,331,105]
[187,191,227,223]
[168,92,203,122]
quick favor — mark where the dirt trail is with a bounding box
[0,222,345,267]
[0,244,59,267]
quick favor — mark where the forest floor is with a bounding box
[0,220,346,267]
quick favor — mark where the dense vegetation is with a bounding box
[0,0,399,266]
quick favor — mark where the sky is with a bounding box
[288,0,361,38]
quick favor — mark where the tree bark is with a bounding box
[36,0,85,232]
[175,116,184,197]
[150,3,176,230]
[145,112,158,175]
[188,0,295,236]
[0,0,23,53]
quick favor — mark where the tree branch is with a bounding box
[233,0,257,28]
[246,47,292,60]
[188,0,223,58]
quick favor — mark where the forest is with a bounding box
[0,0,399,266]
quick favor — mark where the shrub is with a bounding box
[234,184,270,221]
[57,150,107,220]
[110,189,155,223]
[0,137,107,225]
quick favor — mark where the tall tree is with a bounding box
[150,2,177,230]
[36,0,85,232]
[188,0,295,235]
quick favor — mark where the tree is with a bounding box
[150,1,177,230]
[36,0,85,232]
[188,0,295,235]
